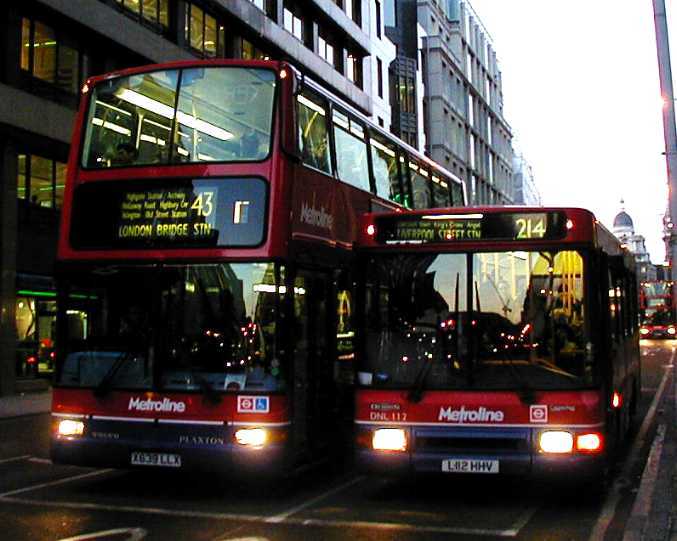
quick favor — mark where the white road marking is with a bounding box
[265,476,364,523]
[0,455,30,465]
[0,494,535,537]
[0,469,115,498]
[587,349,674,541]
[27,457,52,464]
[57,527,147,541]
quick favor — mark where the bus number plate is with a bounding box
[131,452,181,468]
[442,458,499,474]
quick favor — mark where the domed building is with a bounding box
[612,201,656,282]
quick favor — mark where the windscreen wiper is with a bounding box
[94,349,134,398]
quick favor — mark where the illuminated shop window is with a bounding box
[20,17,86,95]
[17,153,67,209]
[116,0,169,29]
[185,3,225,57]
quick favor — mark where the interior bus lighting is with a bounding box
[372,428,407,452]
[235,427,268,447]
[576,433,603,452]
[538,430,573,453]
[57,419,85,437]
[366,224,376,236]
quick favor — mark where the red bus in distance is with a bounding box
[353,207,639,483]
[51,59,466,475]
[639,280,675,338]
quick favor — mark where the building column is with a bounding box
[0,140,18,396]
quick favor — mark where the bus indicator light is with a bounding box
[366,224,376,237]
[576,433,603,452]
[566,219,574,230]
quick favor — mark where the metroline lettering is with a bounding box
[438,406,504,423]
[128,397,186,413]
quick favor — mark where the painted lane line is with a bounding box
[587,349,674,541]
[265,476,364,523]
[0,455,31,465]
[57,528,147,541]
[621,424,666,541]
[0,469,115,498]
[0,496,531,537]
[28,457,52,464]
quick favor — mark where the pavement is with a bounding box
[0,379,675,541]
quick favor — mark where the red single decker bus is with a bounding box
[354,207,639,482]
[51,59,465,475]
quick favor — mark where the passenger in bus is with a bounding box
[112,142,138,165]
[240,128,264,159]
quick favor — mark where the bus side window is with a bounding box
[297,91,331,174]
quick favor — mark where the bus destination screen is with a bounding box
[70,178,267,249]
[376,212,567,244]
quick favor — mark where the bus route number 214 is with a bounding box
[515,215,546,239]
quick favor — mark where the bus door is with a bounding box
[290,268,335,458]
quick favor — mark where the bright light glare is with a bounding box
[539,431,573,453]
[372,428,407,452]
[576,433,602,452]
[58,419,84,437]
[235,428,268,447]
[640,328,650,335]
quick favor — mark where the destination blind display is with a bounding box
[376,212,567,244]
[70,178,267,249]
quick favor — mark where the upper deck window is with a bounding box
[81,66,277,168]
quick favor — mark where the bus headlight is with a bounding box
[668,327,676,335]
[539,430,573,453]
[640,327,650,336]
[235,428,268,447]
[372,428,407,452]
[57,419,85,437]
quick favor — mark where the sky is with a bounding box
[469,0,676,264]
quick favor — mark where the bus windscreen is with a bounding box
[81,67,277,167]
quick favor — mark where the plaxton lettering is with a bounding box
[300,202,334,230]
[438,406,504,423]
[128,397,186,413]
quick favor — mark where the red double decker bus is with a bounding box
[354,207,639,483]
[639,280,675,338]
[50,59,465,474]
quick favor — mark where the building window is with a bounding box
[346,52,363,89]
[377,57,383,98]
[318,31,336,68]
[20,17,87,96]
[247,0,276,18]
[115,0,169,29]
[283,3,304,42]
[17,153,66,210]
[185,3,225,57]
[397,75,415,113]
[241,37,270,60]
[375,0,382,38]
[345,0,361,27]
